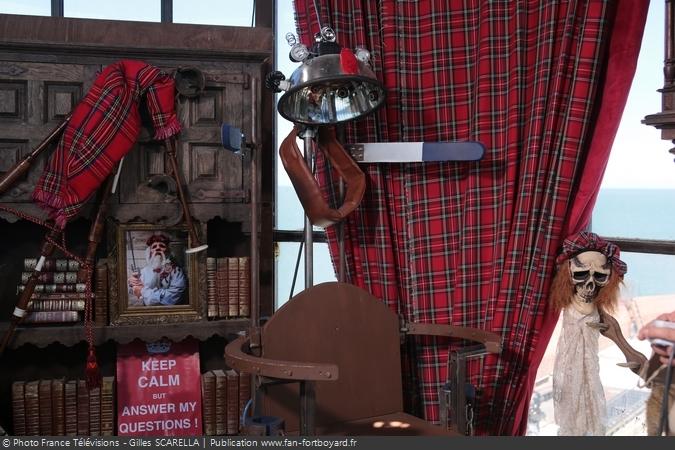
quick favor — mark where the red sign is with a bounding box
[116,338,202,436]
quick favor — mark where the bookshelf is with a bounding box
[0,14,274,436]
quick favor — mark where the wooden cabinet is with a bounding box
[0,13,275,435]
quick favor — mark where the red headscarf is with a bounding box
[556,231,627,276]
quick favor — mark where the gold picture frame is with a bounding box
[108,221,205,325]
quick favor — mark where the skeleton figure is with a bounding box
[549,232,625,436]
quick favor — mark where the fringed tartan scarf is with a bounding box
[33,59,181,228]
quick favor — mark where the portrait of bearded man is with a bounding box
[127,233,187,306]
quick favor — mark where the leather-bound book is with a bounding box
[23,311,80,324]
[212,369,227,435]
[100,376,115,436]
[201,371,216,435]
[88,385,101,436]
[237,257,250,318]
[206,257,218,318]
[11,381,26,436]
[227,258,239,318]
[94,259,108,326]
[76,380,89,436]
[64,380,78,436]
[225,369,239,435]
[52,378,65,435]
[38,379,53,435]
[24,380,39,435]
[24,258,80,272]
[216,258,229,319]
[238,372,251,433]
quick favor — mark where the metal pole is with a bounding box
[250,80,260,333]
[336,126,346,283]
[302,129,315,288]
[299,381,316,436]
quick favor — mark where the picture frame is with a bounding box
[108,221,205,325]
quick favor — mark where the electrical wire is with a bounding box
[312,0,323,30]
[288,133,317,301]
[289,239,303,301]
[658,344,675,436]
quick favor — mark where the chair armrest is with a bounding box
[403,322,502,354]
[225,335,339,381]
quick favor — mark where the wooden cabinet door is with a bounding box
[117,67,254,206]
[0,62,99,210]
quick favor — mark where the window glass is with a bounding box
[0,0,50,16]
[529,1,668,436]
[593,188,675,240]
[173,0,254,26]
[64,0,159,21]
[275,242,337,309]
[276,0,305,231]
[274,0,337,310]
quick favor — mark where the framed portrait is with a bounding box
[109,222,205,325]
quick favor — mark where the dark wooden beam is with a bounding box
[51,0,63,17]
[274,230,327,243]
[601,236,675,255]
[0,14,273,61]
[256,0,274,28]
[161,0,173,23]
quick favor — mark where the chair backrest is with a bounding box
[260,282,403,432]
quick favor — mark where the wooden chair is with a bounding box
[225,281,501,436]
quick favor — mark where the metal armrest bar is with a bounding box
[403,322,502,354]
[224,335,339,381]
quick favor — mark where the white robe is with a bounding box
[552,306,607,436]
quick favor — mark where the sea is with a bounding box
[592,188,675,297]
[274,186,675,305]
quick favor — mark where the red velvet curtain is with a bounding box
[291,0,648,435]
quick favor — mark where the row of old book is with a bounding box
[12,371,249,436]
[206,257,250,320]
[11,377,116,436]
[201,369,251,436]
[15,258,109,325]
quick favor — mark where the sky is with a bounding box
[0,0,671,189]
[601,0,675,189]
[0,0,255,25]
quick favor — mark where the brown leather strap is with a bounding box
[403,322,502,354]
[279,126,365,227]
[225,335,339,381]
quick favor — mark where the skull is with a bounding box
[569,250,611,315]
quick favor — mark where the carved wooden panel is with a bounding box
[0,62,99,206]
[0,81,26,120]
[119,67,253,205]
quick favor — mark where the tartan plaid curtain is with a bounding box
[291,0,648,434]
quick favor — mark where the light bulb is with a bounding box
[289,44,310,62]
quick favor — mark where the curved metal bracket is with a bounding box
[402,322,502,354]
[224,335,339,381]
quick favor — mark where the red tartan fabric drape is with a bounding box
[291,0,648,434]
